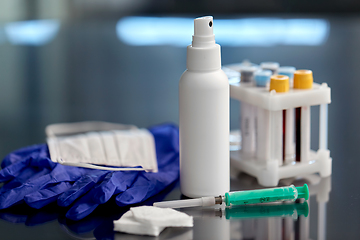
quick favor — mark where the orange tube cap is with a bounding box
[269,75,289,93]
[294,69,313,89]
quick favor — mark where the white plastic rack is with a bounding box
[225,64,332,186]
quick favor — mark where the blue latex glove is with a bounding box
[0,145,98,209]
[0,124,179,220]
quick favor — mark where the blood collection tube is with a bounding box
[254,70,272,163]
[239,65,258,157]
[269,75,289,165]
[260,62,280,75]
[278,66,296,162]
[293,70,313,162]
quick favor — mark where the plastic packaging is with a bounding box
[179,16,229,197]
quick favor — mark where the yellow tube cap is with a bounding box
[294,69,313,89]
[269,75,289,93]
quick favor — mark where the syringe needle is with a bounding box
[153,196,222,209]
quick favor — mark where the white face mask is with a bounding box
[46,121,158,172]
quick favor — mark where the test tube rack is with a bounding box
[226,65,332,187]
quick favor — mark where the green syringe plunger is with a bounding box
[153,184,309,209]
[225,184,309,206]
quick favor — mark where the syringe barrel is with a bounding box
[225,185,298,206]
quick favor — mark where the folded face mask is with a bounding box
[46,121,158,172]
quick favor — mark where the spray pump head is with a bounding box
[192,16,215,48]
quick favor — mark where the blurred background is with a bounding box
[0,0,360,238]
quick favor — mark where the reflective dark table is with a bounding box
[0,174,330,240]
[1,11,360,239]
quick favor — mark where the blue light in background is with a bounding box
[117,17,193,47]
[116,17,329,47]
[5,20,60,46]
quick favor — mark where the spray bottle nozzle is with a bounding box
[192,16,215,48]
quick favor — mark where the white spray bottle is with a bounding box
[179,16,229,198]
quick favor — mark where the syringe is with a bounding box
[153,184,309,209]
